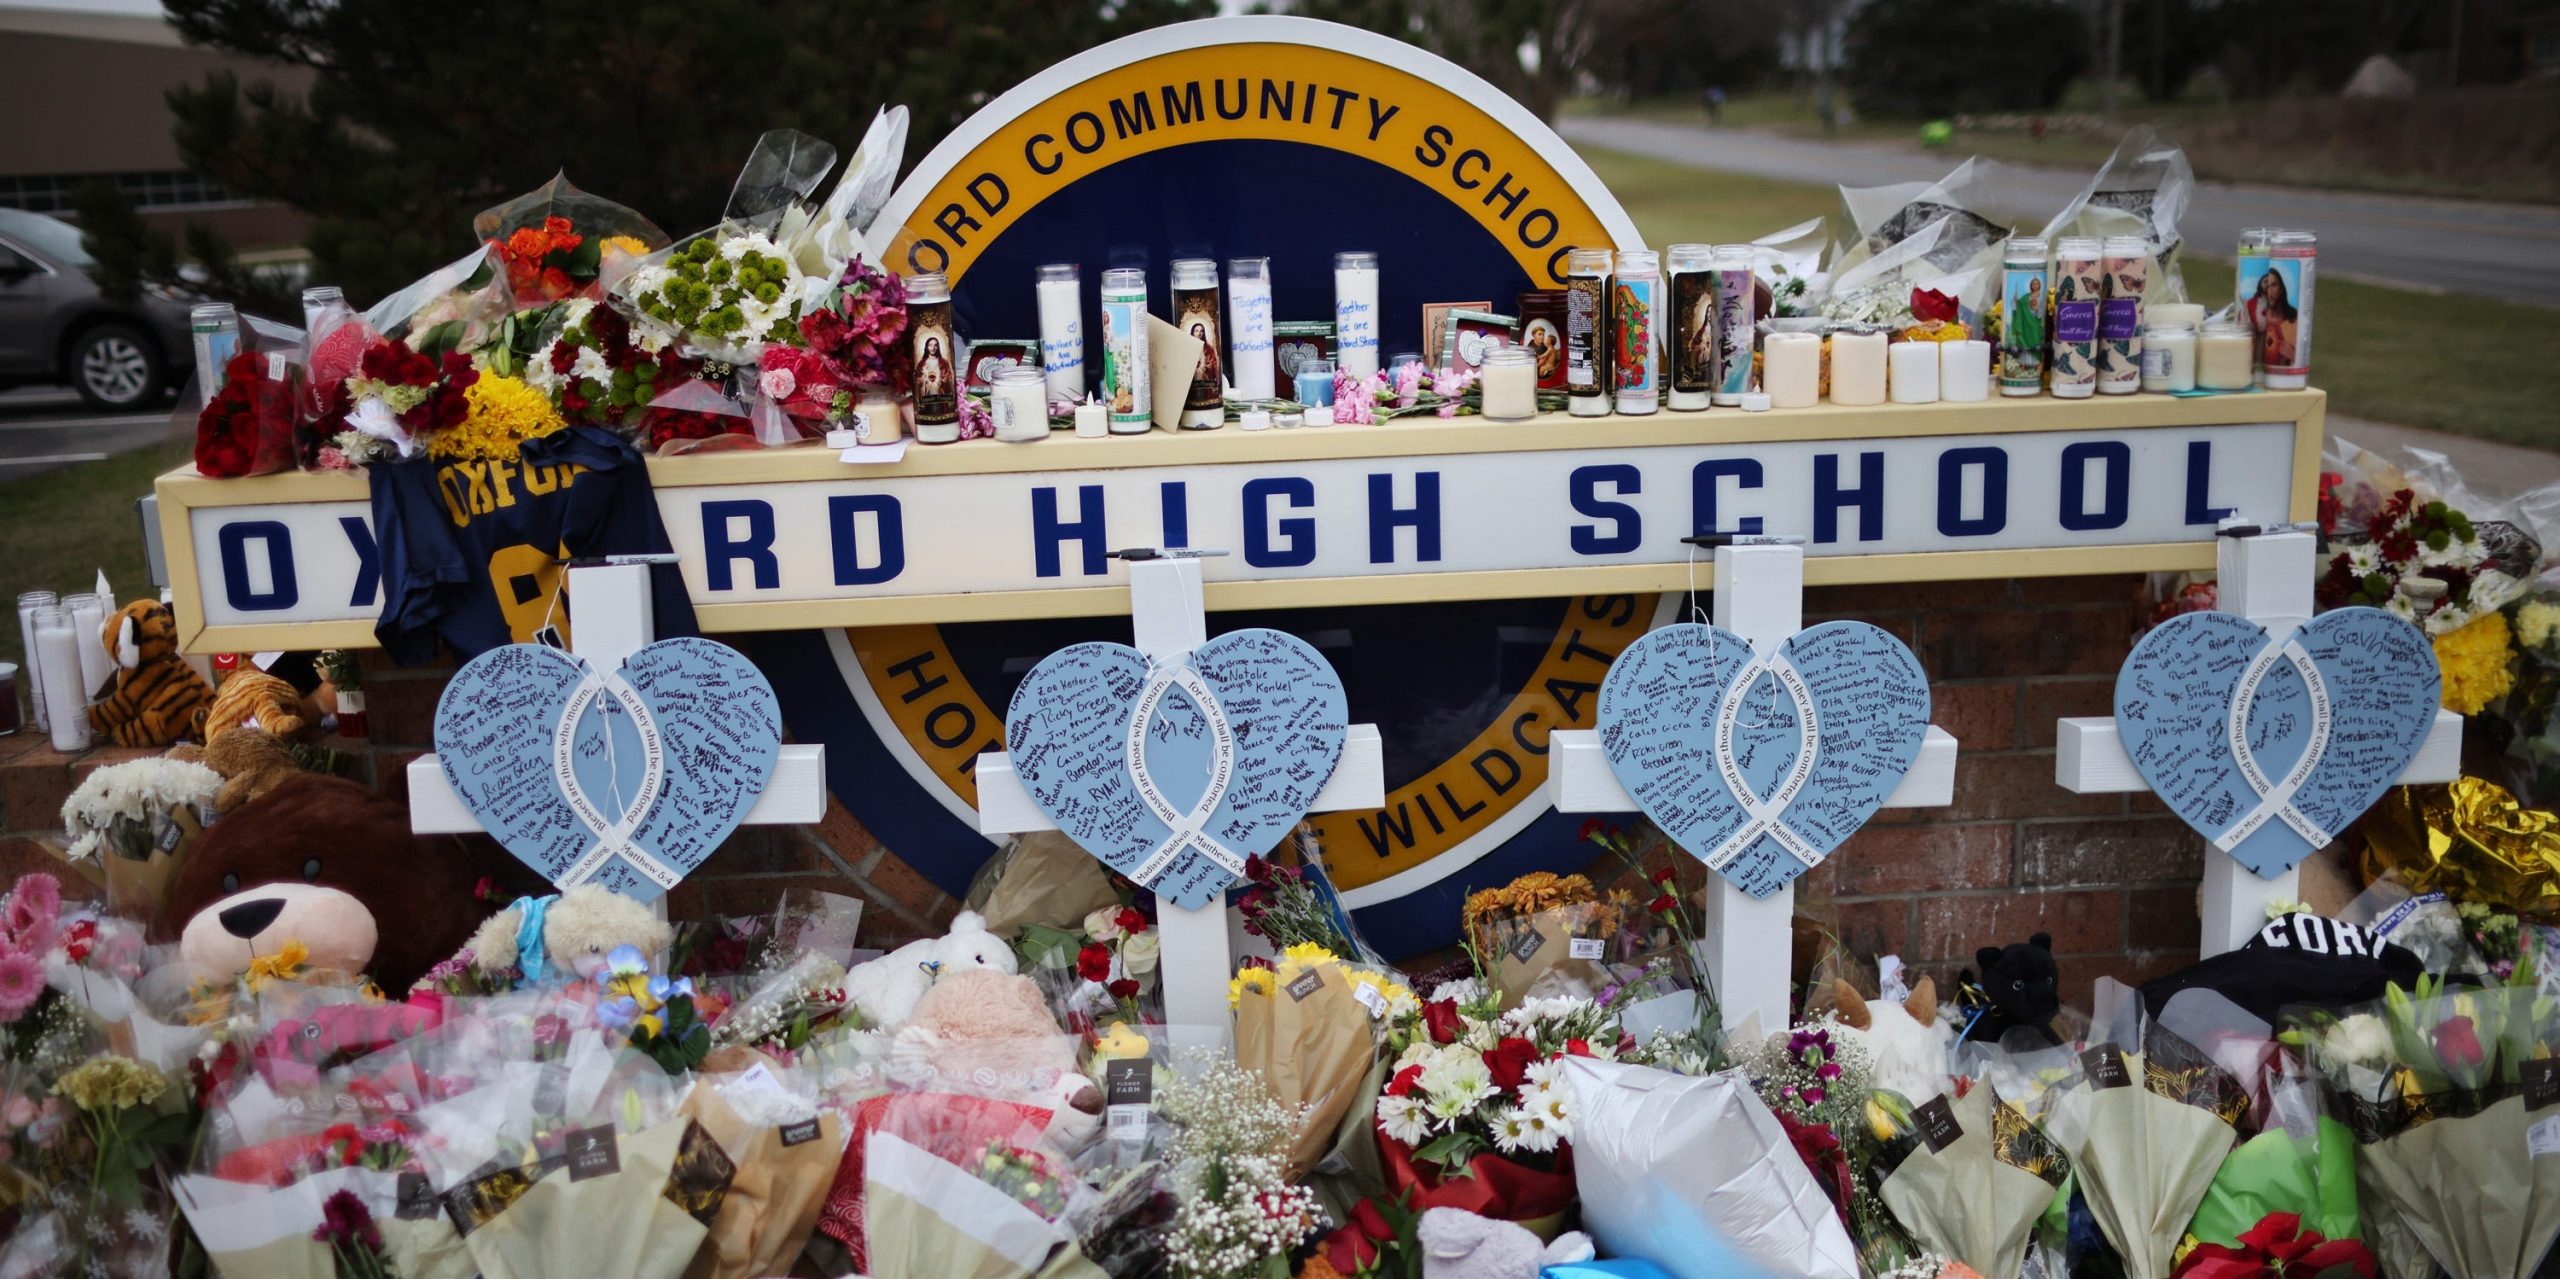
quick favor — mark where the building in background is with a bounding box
[0,0,305,253]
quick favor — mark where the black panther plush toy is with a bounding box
[1957,932,2062,1048]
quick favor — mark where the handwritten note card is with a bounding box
[1597,621,1931,897]
[434,638,782,901]
[2116,606,2439,877]
[1004,629,1348,909]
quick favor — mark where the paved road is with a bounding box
[1559,117,2560,306]
[0,388,179,481]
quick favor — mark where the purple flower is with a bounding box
[1801,1085,1826,1106]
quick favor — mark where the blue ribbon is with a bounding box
[511,894,555,986]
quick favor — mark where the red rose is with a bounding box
[1423,999,1462,1045]
[1564,1038,1592,1057]
[1348,1198,1392,1241]
[2432,1015,2485,1072]
[1385,1064,1423,1098]
[1323,1224,1380,1274]
[1106,978,1139,1000]
[1076,943,1113,984]
[1482,1037,1539,1090]
[1114,907,1147,936]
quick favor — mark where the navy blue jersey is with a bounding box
[369,426,698,664]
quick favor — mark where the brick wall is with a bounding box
[0,572,2205,1007]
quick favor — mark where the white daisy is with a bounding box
[1492,1107,1532,1153]
[1376,1093,1433,1147]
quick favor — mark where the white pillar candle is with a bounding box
[1887,341,1939,404]
[990,368,1049,442]
[1479,346,1538,421]
[1763,333,1820,409]
[15,590,54,732]
[1940,340,1991,402]
[63,593,110,704]
[1830,330,1887,405]
[33,607,89,753]
[1035,263,1085,402]
[1073,396,1109,439]
[1227,257,1275,400]
[1333,251,1379,378]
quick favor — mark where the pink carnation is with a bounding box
[758,366,797,400]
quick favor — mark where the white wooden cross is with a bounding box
[405,563,831,891]
[1546,540,1961,1033]
[971,553,1387,1046]
[2055,523,2464,956]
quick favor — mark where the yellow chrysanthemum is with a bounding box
[244,939,310,990]
[2519,600,2560,650]
[430,373,566,461]
[55,1055,166,1111]
[2435,611,2516,715]
[1227,966,1278,1008]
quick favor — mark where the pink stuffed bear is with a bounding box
[890,969,1104,1144]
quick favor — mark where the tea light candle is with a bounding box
[1035,263,1085,402]
[990,368,1049,442]
[1887,341,1939,404]
[2197,319,2253,391]
[1239,409,1271,431]
[1333,252,1379,378]
[1830,330,1887,405]
[63,593,109,701]
[1941,340,1991,402]
[2140,324,2197,393]
[32,607,88,753]
[1073,395,1108,438]
[1479,346,1537,421]
[1763,332,1820,408]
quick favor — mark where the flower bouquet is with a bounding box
[59,755,221,924]
[2158,988,2360,1266]
[1232,945,1408,1181]
[1015,901,1163,1039]
[473,173,669,306]
[856,1093,1112,1279]
[1866,1075,2070,1279]
[1461,872,1621,1010]
[2293,980,2560,1279]
[194,317,308,478]
[675,1061,849,1279]
[520,298,700,438]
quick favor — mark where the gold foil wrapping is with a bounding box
[2360,778,2560,918]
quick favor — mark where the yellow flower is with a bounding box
[430,374,566,461]
[1345,969,1415,1020]
[1275,942,1341,980]
[2434,611,2516,715]
[244,939,310,990]
[2519,600,2560,650]
[1227,966,1277,1008]
[55,1055,166,1111]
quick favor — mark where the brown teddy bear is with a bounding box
[155,772,546,992]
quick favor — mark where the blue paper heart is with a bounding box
[1598,621,1931,898]
[2116,607,2438,877]
[1003,629,1348,909]
[434,638,782,901]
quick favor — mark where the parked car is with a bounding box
[0,207,195,410]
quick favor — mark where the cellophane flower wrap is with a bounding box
[522,298,702,439]
[2291,979,2560,1279]
[194,316,308,478]
[474,172,669,306]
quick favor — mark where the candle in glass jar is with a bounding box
[2097,235,2147,395]
[1035,263,1085,403]
[1295,357,1336,426]
[1479,346,1538,421]
[2140,324,2196,393]
[32,607,89,753]
[1941,340,1992,402]
[1664,243,1715,411]
[15,590,53,732]
[62,592,109,703]
[1228,258,1275,399]
[856,388,902,445]
[2197,319,2253,391]
[1171,258,1224,430]
[1564,247,1613,416]
[1711,245,1756,405]
[1763,332,1820,408]
[1888,340,1939,403]
[1612,249,1660,415]
[1830,329,1887,405]
[2261,230,2316,390]
[990,368,1049,442]
[1333,251,1379,378]
[1100,268,1152,433]
[2050,238,2102,399]
[907,271,959,441]
[1998,236,2048,397]
[0,662,18,736]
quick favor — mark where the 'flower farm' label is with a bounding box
[1914,1095,1964,1153]
[1286,968,1326,1001]
[2081,1045,2132,1090]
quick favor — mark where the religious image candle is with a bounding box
[2097,235,2147,395]
[907,271,960,442]
[1998,236,2048,397]
[1227,257,1275,400]
[1171,258,1225,430]
[1035,263,1085,402]
[1711,244,1756,405]
[1612,249,1660,416]
[1664,244,1715,411]
[1333,251,1379,378]
[1100,268,1152,433]
[2260,230,2316,390]
[1564,247,1613,417]
[2049,238,2103,399]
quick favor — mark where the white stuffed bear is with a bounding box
[844,910,1018,1029]
[464,884,676,988]
[1417,1207,1594,1278]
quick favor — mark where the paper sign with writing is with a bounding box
[2115,607,2438,878]
[1597,621,1931,898]
[1003,629,1347,909]
[435,638,782,902]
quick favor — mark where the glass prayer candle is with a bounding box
[1035,263,1086,402]
[1479,345,1537,421]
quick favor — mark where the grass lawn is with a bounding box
[0,445,178,672]
[1577,146,2560,450]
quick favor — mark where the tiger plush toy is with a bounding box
[86,600,216,747]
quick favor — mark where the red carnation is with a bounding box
[1076,943,1113,984]
[1385,1064,1423,1098]
[1114,907,1147,936]
[1647,894,1677,915]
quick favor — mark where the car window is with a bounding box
[0,209,94,270]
